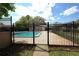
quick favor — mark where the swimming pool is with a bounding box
[14,31,40,38]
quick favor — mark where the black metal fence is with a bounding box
[51,21,79,46]
[12,21,79,47]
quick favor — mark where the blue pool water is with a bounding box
[14,31,40,38]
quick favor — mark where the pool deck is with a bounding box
[14,31,78,46]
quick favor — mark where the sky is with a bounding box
[9,2,79,24]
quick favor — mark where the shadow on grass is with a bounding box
[49,46,79,56]
[0,43,36,56]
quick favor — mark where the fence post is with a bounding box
[13,23,15,44]
[33,23,35,45]
[10,16,12,44]
[12,23,15,55]
[10,16,14,55]
[47,22,49,45]
[66,24,67,45]
[72,21,74,46]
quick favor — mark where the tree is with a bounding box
[33,16,46,26]
[0,3,15,18]
[15,15,33,30]
[15,15,46,31]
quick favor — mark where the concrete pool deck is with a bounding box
[14,31,78,46]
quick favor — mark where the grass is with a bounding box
[50,51,79,56]
[0,44,36,56]
[15,50,33,56]
[1,43,79,56]
[49,46,79,56]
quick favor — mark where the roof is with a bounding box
[0,25,11,28]
[40,25,47,27]
[0,18,11,25]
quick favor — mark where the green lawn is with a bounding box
[1,44,79,56]
[0,44,36,56]
[49,46,79,56]
[50,51,79,56]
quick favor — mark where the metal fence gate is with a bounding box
[12,22,50,45]
[33,22,49,45]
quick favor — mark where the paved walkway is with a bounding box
[33,44,49,56]
[49,32,78,46]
